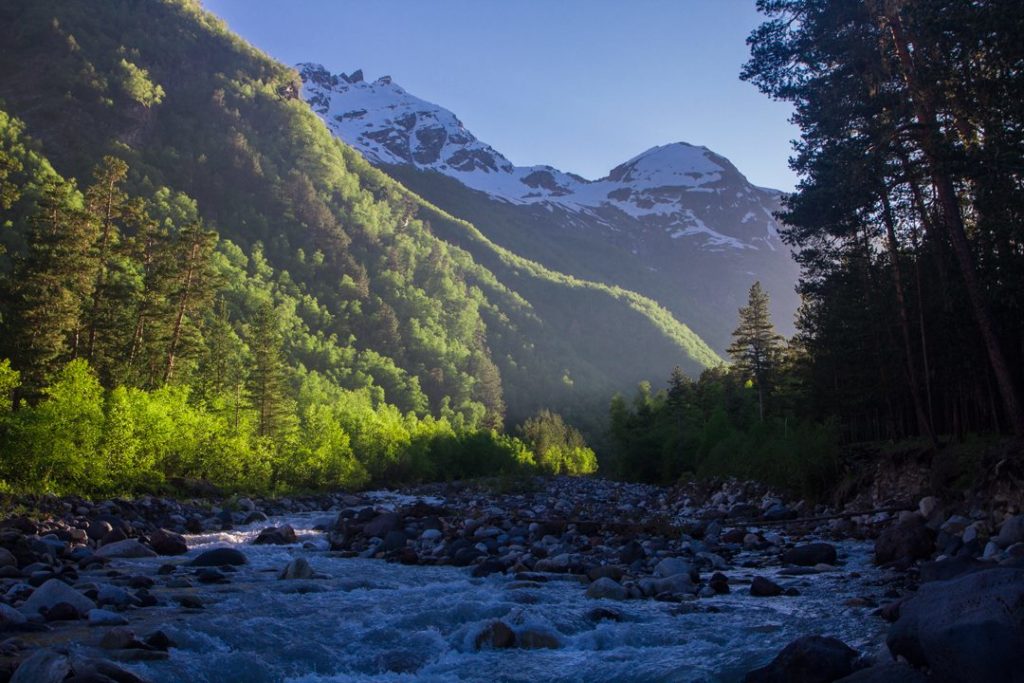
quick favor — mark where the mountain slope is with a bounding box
[0,0,722,429]
[299,64,800,350]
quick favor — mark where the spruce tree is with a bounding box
[247,299,293,439]
[728,282,782,422]
[9,177,98,391]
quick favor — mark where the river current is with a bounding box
[102,494,889,683]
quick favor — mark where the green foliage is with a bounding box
[118,59,164,107]
[517,410,597,475]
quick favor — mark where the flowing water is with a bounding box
[93,497,889,683]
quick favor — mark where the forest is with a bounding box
[0,0,1022,500]
[609,0,1024,497]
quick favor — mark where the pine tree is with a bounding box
[9,177,98,391]
[728,282,782,422]
[162,221,218,384]
[246,299,293,439]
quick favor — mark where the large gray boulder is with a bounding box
[19,578,96,617]
[94,539,158,559]
[874,519,935,566]
[743,635,859,682]
[997,515,1024,548]
[887,567,1024,682]
[586,577,628,600]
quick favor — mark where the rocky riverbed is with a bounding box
[0,476,1021,682]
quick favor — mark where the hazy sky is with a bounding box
[202,0,799,191]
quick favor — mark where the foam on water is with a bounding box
[107,510,889,683]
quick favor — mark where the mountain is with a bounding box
[0,0,722,436]
[299,64,800,350]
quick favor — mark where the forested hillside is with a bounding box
[609,0,1024,497]
[0,0,727,493]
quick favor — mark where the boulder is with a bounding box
[9,649,70,683]
[750,576,783,597]
[150,529,188,556]
[835,659,928,682]
[516,628,560,649]
[94,539,158,559]
[0,547,17,569]
[782,543,837,567]
[20,578,96,617]
[278,557,314,580]
[654,557,694,579]
[88,608,129,626]
[253,525,297,545]
[475,620,515,649]
[997,514,1024,548]
[363,512,401,538]
[189,547,247,566]
[886,567,1024,682]
[743,635,859,683]
[586,577,628,600]
[874,519,935,566]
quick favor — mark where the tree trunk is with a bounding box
[163,240,199,384]
[885,8,1024,437]
[880,190,935,445]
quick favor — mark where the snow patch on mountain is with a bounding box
[298,64,786,252]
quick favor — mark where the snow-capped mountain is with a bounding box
[298,63,799,347]
[299,63,785,253]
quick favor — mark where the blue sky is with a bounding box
[202,0,799,191]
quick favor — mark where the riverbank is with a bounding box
[0,476,1021,681]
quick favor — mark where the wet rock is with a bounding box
[196,568,228,584]
[244,511,269,524]
[654,557,694,579]
[474,620,515,649]
[364,512,401,538]
[835,658,927,682]
[100,627,151,651]
[516,628,560,649]
[149,529,187,556]
[176,595,203,609]
[94,539,158,560]
[708,572,730,594]
[471,559,506,577]
[743,635,859,683]
[874,519,935,566]
[88,608,129,626]
[97,584,135,608]
[0,547,17,569]
[586,565,624,582]
[43,602,79,621]
[189,547,246,566]
[87,520,113,541]
[279,557,314,580]
[0,603,27,627]
[253,525,297,545]
[379,530,408,553]
[20,578,95,617]
[918,556,987,583]
[67,655,149,683]
[996,514,1024,548]
[619,540,644,564]
[9,649,70,683]
[887,567,1024,681]
[586,576,627,600]
[782,543,837,567]
[750,576,783,597]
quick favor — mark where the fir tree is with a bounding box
[727,282,782,422]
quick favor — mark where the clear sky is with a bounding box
[202,0,799,191]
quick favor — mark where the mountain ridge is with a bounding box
[298,63,800,349]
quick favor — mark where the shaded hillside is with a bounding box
[0,0,721,428]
